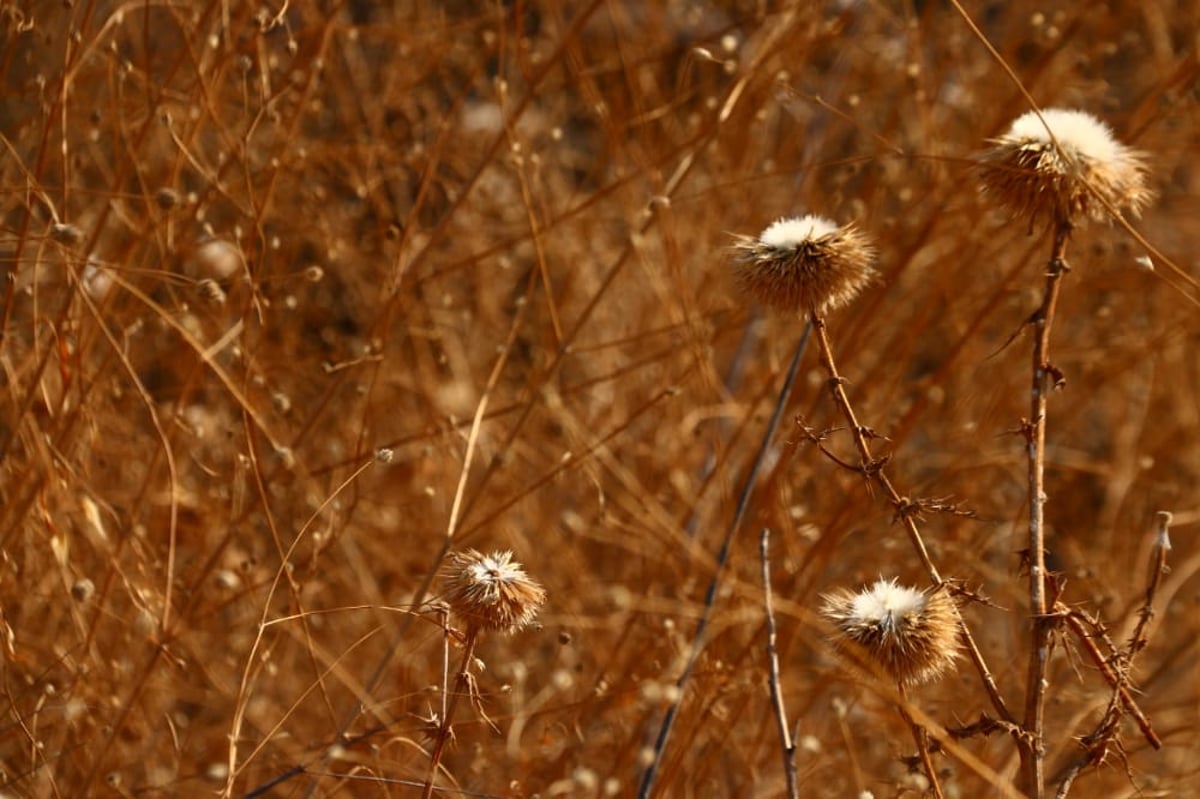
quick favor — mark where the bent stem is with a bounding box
[808,312,1014,725]
[1020,220,1072,799]
[422,626,482,799]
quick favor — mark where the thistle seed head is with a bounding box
[980,108,1151,227]
[821,578,960,687]
[441,549,546,634]
[732,215,876,316]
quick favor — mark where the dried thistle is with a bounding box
[441,549,546,634]
[822,578,960,687]
[980,108,1151,227]
[731,215,876,316]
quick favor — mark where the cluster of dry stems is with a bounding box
[2,3,1196,797]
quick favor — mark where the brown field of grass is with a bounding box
[3,1,1200,797]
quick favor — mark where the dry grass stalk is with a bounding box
[759,528,799,799]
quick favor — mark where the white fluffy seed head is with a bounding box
[731,214,876,316]
[980,108,1151,226]
[821,578,960,686]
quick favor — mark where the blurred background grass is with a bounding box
[2,1,1199,796]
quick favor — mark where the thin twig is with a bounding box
[1052,694,1126,799]
[637,324,810,799]
[898,684,945,799]
[808,313,1014,725]
[1062,610,1161,750]
[759,528,799,799]
[1127,511,1173,660]
[1021,220,1072,799]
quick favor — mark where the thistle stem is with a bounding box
[423,627,481,799]
[1020,220,1071,799]
[809,313,1014,724]
[898,683,945,799]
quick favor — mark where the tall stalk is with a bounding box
[1019,219,1072,799]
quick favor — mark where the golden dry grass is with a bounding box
[3,1,1200,797]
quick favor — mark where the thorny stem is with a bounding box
[898,684,945,799]
[422,627,482,799]
[811,317,941,579]
[809,314,1014,724]
[760,528,800,799]
[1062,611,1162,750]
[1021,220,1072,799]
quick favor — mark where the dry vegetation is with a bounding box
[3,1,1200,797]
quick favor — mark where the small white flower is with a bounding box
[82,256,115,301]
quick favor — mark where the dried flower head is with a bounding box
[980,108,1151,226]
[441,549,546,634]
[732,215,876,316]
[821,578,959,686]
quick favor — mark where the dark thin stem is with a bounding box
[1021,220,1072,799]
[760,527,799,799]
[808,313,1014,724]
[636,323,810,799]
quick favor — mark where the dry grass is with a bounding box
[3,1,1200,797]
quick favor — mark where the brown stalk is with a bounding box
[1062,610,1161,750]
[808,314,1014,725]
[898,684,945,799]
[1047,513,1172,795]
[1020,219,1072,799]
[1126,511,1173,661]
[422,626,482,799]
